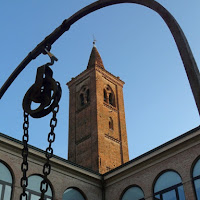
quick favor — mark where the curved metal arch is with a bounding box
[1,0,200,115]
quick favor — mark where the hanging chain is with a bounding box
[21,48,61,200]
[39,103,59,200]
[20,111,29,200]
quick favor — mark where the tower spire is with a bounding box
[87,43,104,70]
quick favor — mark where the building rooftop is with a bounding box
[0,125,200,176]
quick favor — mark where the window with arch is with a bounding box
[26,175,53,200]
[109,93,113,105]
[0,162,13,200]
[62,188,85,200]
[104,89,107,102]
[109,117,114,130]
[103,85,115,107]
[192,158,200,199]
[121,186,145,200]
[154,171,186,200]
[80,93,84,106]
[79,86,90,107]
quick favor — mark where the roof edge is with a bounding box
[0,132,101,176]
[103,125,200,176]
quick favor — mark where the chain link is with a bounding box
[39,104,59,200]
[20,98,59,200]
[20,112,29,200]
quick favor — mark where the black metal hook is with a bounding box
[22,47,61,118]
[44,48,58,67]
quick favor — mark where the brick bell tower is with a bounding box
[67,44,129,174]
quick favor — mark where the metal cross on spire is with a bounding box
[93,35,97,47]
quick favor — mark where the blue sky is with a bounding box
[0,0,199,160]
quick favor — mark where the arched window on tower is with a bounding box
[192,158,200,199]
[79,86,90,107]
[103,85,115,107]
[109,117,114,130]
[80,94,84,106]
[86,89,90,103]
[154,171,185,200]
[104,89,107,102]
[109,93,113,105]
[0,162,13,200]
